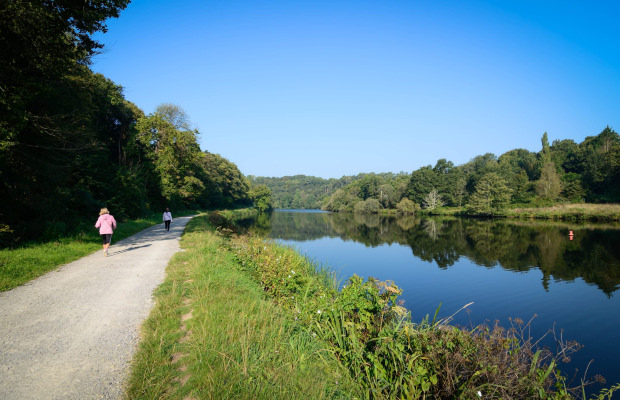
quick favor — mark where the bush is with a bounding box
[396,198,419,214]
[354,199,382,214]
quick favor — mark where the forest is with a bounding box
[0,1,269,247]
[257,129,619,215]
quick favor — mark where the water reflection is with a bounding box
[250,211,620,297]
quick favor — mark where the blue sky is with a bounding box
[92,0,620,179]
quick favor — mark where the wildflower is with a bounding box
[288,275,291,278]
[477,391,482,397]
[291,270,295,274]
[317,310,322,314]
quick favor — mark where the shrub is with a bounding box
[396,198,419,214]
[354,199,382,214]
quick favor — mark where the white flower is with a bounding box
[317,310,322,314]
[288,275,291,278]
[477,391,482,397]
[291,270,295,274]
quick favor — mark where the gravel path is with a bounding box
[0,215,194,400]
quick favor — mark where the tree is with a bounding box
[453,177,468,207]
[1,0,130,144]
[201,152,251,208]
[535,162,562,201]
[422,189,444,211]
[136,108,204,204]
[467,173,512,215]
[249,185,273,212]
[405,166,436,203]
[155,103,192,131]
[541,132,551,163]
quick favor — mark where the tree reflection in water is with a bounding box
[254,211,620,297]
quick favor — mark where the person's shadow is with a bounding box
[108,244,151,256]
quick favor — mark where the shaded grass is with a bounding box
[125,214,358,400]
[0,213,186,292]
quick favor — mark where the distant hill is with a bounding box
[249,173,409,209]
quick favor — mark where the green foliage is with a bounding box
[536,162,562,201]
[405,166,436,204]
[222,223,600,399]
[354,198,382,214]
[467,173,513,215]
[249,184,274,212]
[396,198,419,214]
[201,152,252,208]
[136,110,204,203]
[313,128,619,216]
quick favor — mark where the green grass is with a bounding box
[125,214,358,400]
[0,213,183,292]
[505,203,620,221]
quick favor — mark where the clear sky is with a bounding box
[91,0,620,179]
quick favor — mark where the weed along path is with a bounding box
[0,215,194,400]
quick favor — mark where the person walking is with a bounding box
[163,208,173,231]
[95,208,117,256]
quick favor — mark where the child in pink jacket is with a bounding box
[95,208,117,256]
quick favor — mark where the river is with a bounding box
[242,210,620,391]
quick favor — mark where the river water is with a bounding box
[243,210,620,390]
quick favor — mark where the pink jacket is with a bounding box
[95,214,117,235]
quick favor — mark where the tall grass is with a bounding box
[505,203,620,221]
[125,214,358,400]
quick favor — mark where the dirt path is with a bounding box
[0,215,194,400]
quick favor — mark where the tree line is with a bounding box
[256,129,619,214]
[0,1,271,246]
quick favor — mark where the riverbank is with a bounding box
[382,203,620,221]
[127,211,619,399]
[125,212,358,399]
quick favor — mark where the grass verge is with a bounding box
[125,213,358,400]
[0,212,191,292]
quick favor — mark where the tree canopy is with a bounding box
[0,3,258,246]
